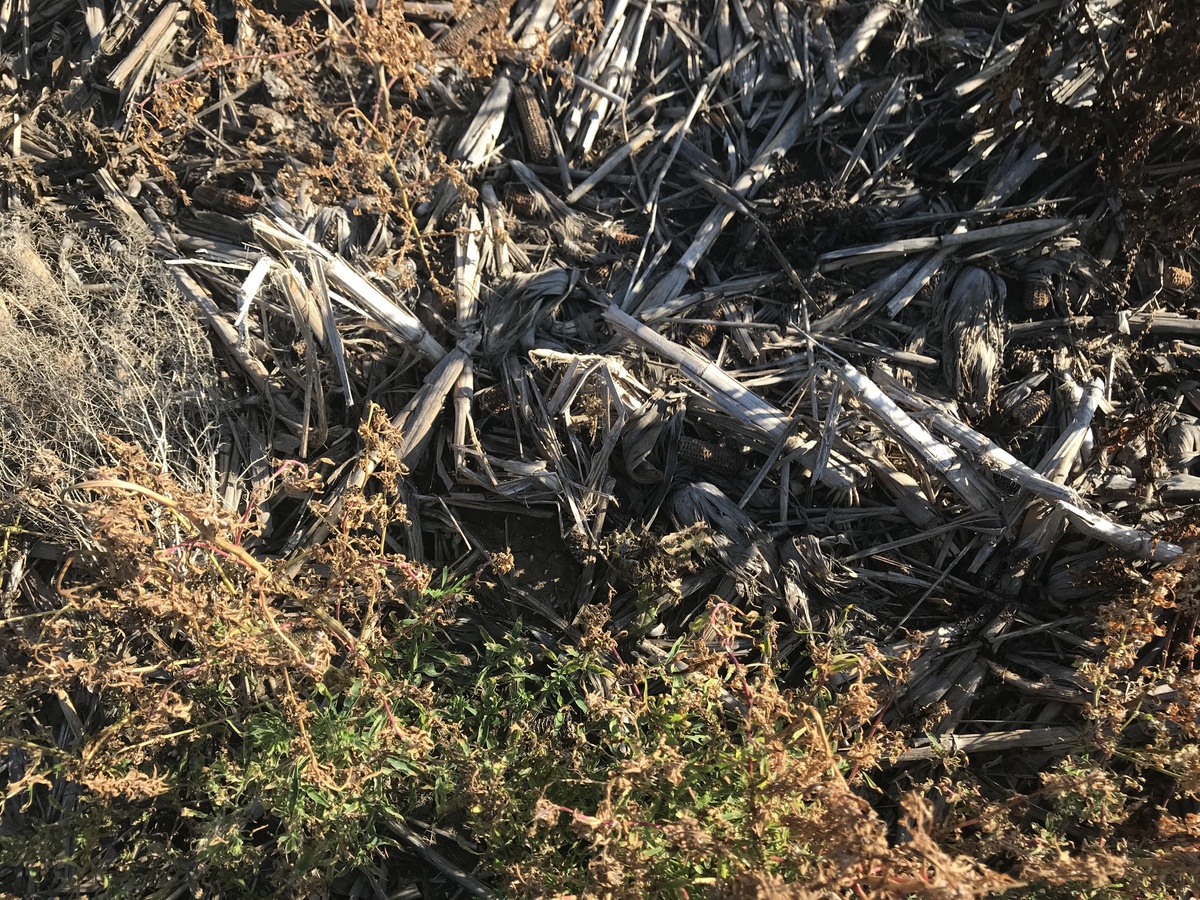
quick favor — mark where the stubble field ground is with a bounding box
[1,1,1199,897]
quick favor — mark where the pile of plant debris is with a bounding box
[1,0,1198,896]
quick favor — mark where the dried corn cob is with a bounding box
[1008,392,1051,428]
[854,79,891,115]
[677,435,743,477]
[686,305,720,348]
[529,706,577,740]
[513,82,553,164]
[475,385,511,417]
[1165,266,1194,291]
[1008,348,1041,378]
[605,228,641,250]
[1023,276,1052,311]
[564,527,594,564]
[687,321,718,349]
[503,183,541,219]
[437,0,512,57]
[192,184,260,215]
[950,11,1003,29]
[937,266,1006,410]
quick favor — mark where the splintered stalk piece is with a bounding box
[836,363,998,514]
[867,369,1183,563]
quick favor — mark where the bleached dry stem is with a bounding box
[870,369,1183,563]
[606,306,862,492]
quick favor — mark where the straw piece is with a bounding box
[896,727,1079,764]
[455,68,515,166]
[817,219,1074,271]
[565,124,658,204]
[1037,377,1103,483]
[106,0,184,97]
[386,818,494,898]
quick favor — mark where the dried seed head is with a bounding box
[191,184,260,215]
[1008,392,1051,428]
[1165,266,1194,291]
[513,82,554,164]
[677,436,743,477]
[1024,277,1052,311]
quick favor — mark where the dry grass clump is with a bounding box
[0,421,462,897]
[0,210,220,543]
